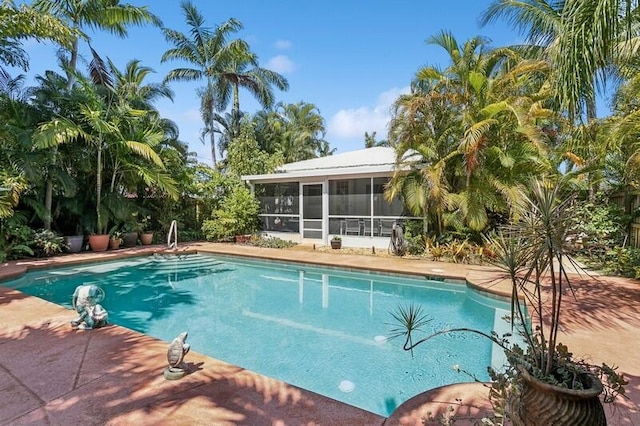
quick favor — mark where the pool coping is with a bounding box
[1,242,638,425]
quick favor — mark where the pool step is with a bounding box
[137,254,232,283]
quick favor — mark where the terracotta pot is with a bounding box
[234,234,251,244]
[109,239,122,250]
[65,235,84,253]
[139,232,154,245]
[122,232,138,247]
[510,366,605,426]
[88,234,110,252]
[331,240,342,249]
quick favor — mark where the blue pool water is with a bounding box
[5,253,511,416]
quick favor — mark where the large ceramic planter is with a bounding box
[88,234,110,252]
[65,235,84,253]
[140,232,154,245]
[122,232,138,248]
[510,367,606,426]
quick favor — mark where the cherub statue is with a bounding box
[164,332,190,380]
[70,284,108,329]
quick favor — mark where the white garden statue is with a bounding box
[70,284,108,329]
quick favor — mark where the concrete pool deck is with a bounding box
[0,242,638,425]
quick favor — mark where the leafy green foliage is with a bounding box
[31,229,65,257]
[246,234,297,249]
[0,214,33,262]
[567,193,629,257]
[402,230,425,256]
[225,119,283,177]
[602,246,640,278]
[202,184,259,241]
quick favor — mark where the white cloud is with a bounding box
[327,86,410,140]
[265,55,295,74]
[274,40,292,50]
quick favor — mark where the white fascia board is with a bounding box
[242,164,397,183]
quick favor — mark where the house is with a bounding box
[241,147,416,248]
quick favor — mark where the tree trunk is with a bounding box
[233,83,241,138]
[96,143,103,234]
[586,92,598,201]
[66,36,79,89]
[44,179,52,230]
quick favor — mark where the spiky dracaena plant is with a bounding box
[392,178,576,367]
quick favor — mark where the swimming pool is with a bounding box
[5,253,511,416]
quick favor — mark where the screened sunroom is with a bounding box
[241,147,417,248]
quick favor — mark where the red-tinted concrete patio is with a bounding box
[1,243,638,425]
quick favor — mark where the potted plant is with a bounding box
[121,220,139,248]
[136,214,154,245]
[109,230,123,250]
[392,178,626,424]
[331,235,342,249]
[65,234,84,253]
[88,233,109,252]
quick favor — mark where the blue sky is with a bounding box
[17,1,523,165]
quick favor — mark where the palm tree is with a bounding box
[0,83,44,220]
[275,102,330,162]
[162,0,245,166]
[388,32,556,233]
[212,111,239,161]
[33,0,160,88]
[28,0,158,229]
[215,47,289,138]
[34,70,177,235]
[251,109,285,154]
[105,59,177,201]
[0,0,73,72]
[387,86,462,236]
[481,0,637,194]
[364,131,389,148]
[551,0,637,119]
[109,59,174,111]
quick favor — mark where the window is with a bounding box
[373,177,405,217]
[256,183,299,233]
[329,179,370,216]
[255,183,299,215]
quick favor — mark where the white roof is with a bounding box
[242,147,398,182]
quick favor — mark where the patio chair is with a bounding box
[362,219,373,236]
[378,219,395,237]
[343,218,361,235]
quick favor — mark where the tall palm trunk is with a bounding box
[232,82,241,137]
[44,178,52,230]
[204,82,217,167]
[43,34,79,230]
[96,142,103,234]
[67,35,79,90]
[209,118,217,167]
[586,96,598,201]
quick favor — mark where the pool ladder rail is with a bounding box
[168,220,178,250]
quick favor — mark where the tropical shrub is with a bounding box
[402,231,425,256]
[602,247,640,278]
[567,193,629,258]
[202,185,259,241]
[247,235,297,249]
[31,229,65,257]
[0,215,34,262]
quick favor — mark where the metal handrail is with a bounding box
[168,220,178,249]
